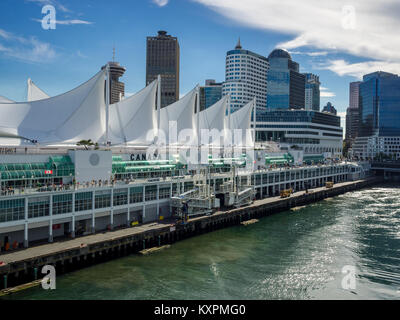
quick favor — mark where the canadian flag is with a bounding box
[45,170,53,175]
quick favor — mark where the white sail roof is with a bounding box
[159,87,198,146]
[0,70,106,146]
[198,96,228,146]
[27,79,50,101]
[227,99,255,147]
[0,95,14,103]
[199,95,227,132]
[102,79,158,146]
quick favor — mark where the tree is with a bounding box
[77,139,96,150]
[343,140,351,158]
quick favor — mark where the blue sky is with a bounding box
[1,0,400,124]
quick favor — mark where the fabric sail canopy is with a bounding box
[225,99,255,147]
[198,95,228,146]
[0,95,14,103]
[103,79,158,146]
[159,86,198,146]
[0,69,107,146]
[27,79,51,102]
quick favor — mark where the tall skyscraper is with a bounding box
[352,71,400,159]
[199,79,223,111]
[146,30,180,108]
[345,81,362,144]
[304,73,320,111]
[349,81,361,109]
[266,49,305,110]
[346,107,359,142]
[222,39,269,112]
[101,60,126,104]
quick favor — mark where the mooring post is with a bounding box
[34,267,38,280]
[158,235,161,247]
[3,275,7,289]
[143,239,145,250]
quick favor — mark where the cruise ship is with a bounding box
[0,67,365,251]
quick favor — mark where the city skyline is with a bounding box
[1,0,400,125]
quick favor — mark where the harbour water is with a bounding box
[4,184,400,300]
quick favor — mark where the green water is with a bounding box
[4,184,400,300]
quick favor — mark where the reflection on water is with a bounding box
[4,184,400,300]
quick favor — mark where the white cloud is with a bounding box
[153,0,169,7]
[320,86,336,97]
[77,50,87,58]
[290,51,328,57]
[0,29,56,63]
[319,59,400,79]
[32,18,93,25]
[193,0,400,77]
[56,19,92,25]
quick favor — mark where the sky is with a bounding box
[1,0,400,127]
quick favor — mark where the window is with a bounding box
[95,190,111,209]
[159,186,171,199]
[28,196,50,218]
[113,189,128,206]
[145,185,157,201]
[130,187,143,203]
[53,194,72,215]
[0,198,25,222]
[75,192,93,212]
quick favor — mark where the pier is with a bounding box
[0,177,381,293]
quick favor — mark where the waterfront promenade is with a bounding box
[0,177,381,291]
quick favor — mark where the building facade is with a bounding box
[349,81,361,109]
[353,71,400,160]
[255,110,343,157]
[304,73,320,111]
[346,106,359,142]
[322,102,337,115]
[222,39,269,112]
[345,81,361,145]
[146,31,180,108]
[0,150,358,248]
[266,49,305,110]
[199,80,223,111]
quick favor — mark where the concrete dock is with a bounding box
[0,177,381,291]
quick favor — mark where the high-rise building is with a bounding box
[322,102,337,115]
[146,30,180,108]
[199,79,223,111]
[345,81,361,144]
[352,71,400,159]
[349,81,361,109]
[346,107,359,142]
[222,39,269,112]
[101,61,126,104]
[266,49,305,110]
[304,73,320,111]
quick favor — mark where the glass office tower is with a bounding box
[267,49,305,110]
[199,80,223,111]
[358,71,400,137]
[353,71,400,159]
